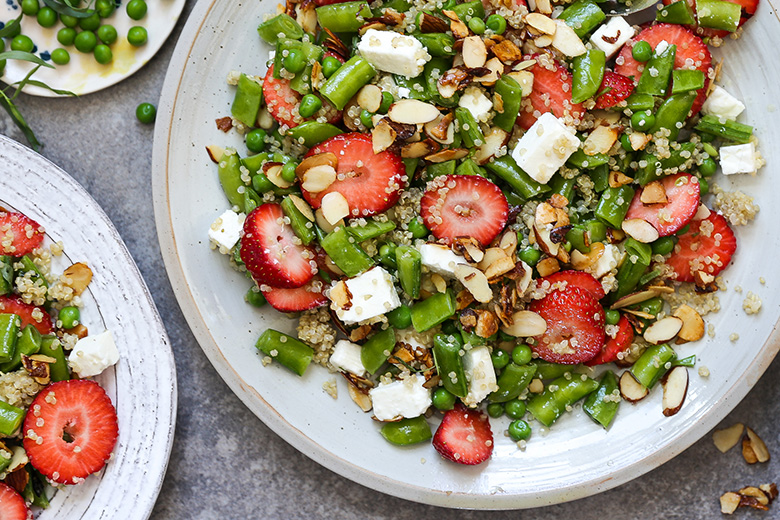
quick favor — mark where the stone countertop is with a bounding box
[2,1,778,518]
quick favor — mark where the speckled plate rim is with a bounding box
[152,0,780,510]
[0,134,177,518]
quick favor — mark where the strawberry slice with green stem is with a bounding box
[625,173,701,237]
[0,482,30,520]
[517,55,585,130]
[665,211,736,282]
[0,295,52,335]
[0,211,44,257]
[433,403,493,465]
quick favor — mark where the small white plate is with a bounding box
[0,134,176,518]
[1,0,185,96]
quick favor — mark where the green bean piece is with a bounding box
[636,43,676,96]
[696,0,741,31]
[595,185,635,229]
[571,49,606,104]
[380,416,432,445]
[648,91,696,141]
[527,375,599,427]
[632,40,653,62]
[39,336,69,382]
[489,362,537,403]
[0,400,24,436]
[485,155,550,200]
[485,13,506,33]
[631,343,676,388]
[217,150,245,207]
[320,227,374,277]
[320,56,377,110]
[455,158,486,177]
[257,14,304,43]
[492,74,524,132]
[557,0,606,38]
[245,286,267,307]
[395,245,422,299]
[672,354,696,367]
[454,107,484,148]
[694,115,753,143]
[361,327,396,374]
[316,1,372,32]
[346,219,396,242]
[671,69,705,95]
[0,314,19,364]
[378,91,394,113]
[583,370,619,428]
[280,197,316,246]
[231,74,264,128]
[549,175,577,204]
[386,304,412,329]
[0,324,41,373]
[656,0,696,24]
[414,33,456,57]
[410,290,456,332]
[426,160,457,179]
[0,256,13,296]
[530,360,573,380]
[625,92,655,111]
[432,333,468,397]
[255,329,314,376]
[634,142,697,185]
[286,121,343,147]
[567,149,609,169]
[451,0,485,21]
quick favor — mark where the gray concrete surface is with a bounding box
[2,1,778,518]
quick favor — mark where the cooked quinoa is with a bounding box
[742,291,762,314]
[711,184,759,226]
[0,370,42,409]
[297,307,337,366]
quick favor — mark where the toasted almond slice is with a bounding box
[288,194,315,222]
[462,36,488,69]
[500,310,547,337]
[661,366,688,416]
[321,192,350,225]
[535,201,558,226]
[608,170,634,188]
[534,0,552,13]
[257,107,275,129]
[357,84,382,113]
[301,164,337,193]
[746,427,771,463]
[473,57,503,85]
[629,132,652,151]
[739,487,769,505]
[437,66,472,99]
[441,9,469,38]
[622,308,656,320]
[265,163,293,188]
[720,492,742,514]
[372,118,398,153]
[499,231,517,258]
[388,99,441,125]
[641,180,668,204]
[454,264,492,303]
[525,13,556,35]
[622,218,660,243]
[419,11,449,32]
[424,112,456,144]
[551,19,586,57]
[506,70,534,97]
[478,248,509,272]
[296,1,318,34]
[693,204,711,221]
[619,371,648,402]
[472,127,509,165]
[295,152,338,177]
[425,148,469,163]
[329,280,352,309]
[535,256,560,277]
[713,423,745,453]
[743,435,759,464]
[673,304,705,342]
[315,208,341,233]
[533,224,560,257]
[643,316,683,344]
[610,288,662,309]
[491,39,523,64]
[759,483,778,500]
[344,375,373,412]
[431,273,447,293]
[359,21,387,35]
[534,34,553,47]
[205,144,225,163]
[65,323,88,339]
[63,262,93,295]
[455,288,475,310]
[484,255,516,281]
[584,125,619,155]
[452,237,484,263]
[311,61,323,90]
[401,139,439,159]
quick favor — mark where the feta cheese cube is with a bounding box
[208,210,245,252]
[329,340,367,377]
[511,112,580,184]
[331,266,401,324]
[358,29,431,78]
[418,244,468,278]
[720,142,758,175]
[68,330,120,377]
[587,243,620,279]
[654,39,670,56]
[369,374,431,421]
[462,346,497,407]
[396,328,429,351]
[590,17,636,59]
[702,86,746,121]
[458,86,493,123]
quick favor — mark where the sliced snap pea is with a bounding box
[218,150,245,207]
[625,92,655,112]
[39,335,69,382]
[567,149,609,170]
[455,158,486,177]
[492,74,524,132]
[320,55,377,110]
[571,49,606,104]
[0,400,24,436]
[257,14,304,43]
[0,324,41,373]
[454,107,484,148]
[631,343,676,389]
[386,304,412,329]
[287,121,343,147]
[346,219,396,242]
[526,375,599,427]
[636,43,676,97]
[432,333,468,397]
[380,416,432,445]
[634,141,697,185]
[0,256,12,295]
[696,0,741,31]
[594,185,635,229]
[671,69,705,94]
[0,314,20,364]
[414,32,456,57]
[320,227,374,277]
[695,115,753,143]
[656,0,696,24]
[255,329,314,376]
[361,326,396,374]
[531,360,573,380]
[648,91,696,141]
[549,175,577,204]
[316,1,372,32]
[583,370,620,428]
[395,245,422,299]
[557,0,606,37]
[426,160,456,179]
[281,197,316,246]
[611,238,652,302]
[411,290,455,332]
[450,0,484,21]
[672,354,696,367]
[489,362,537,403]
[485,155,550,200]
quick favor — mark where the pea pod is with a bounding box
[39,335,69,382]
[450,0,484,21]
[485,155,550,200]
[315,1,372,32]
[257,13,303,43]
[656,0,696,24]
[380,416,432,445]
[281,196,315,245]
[695,115,753,143]
[526,375,599,427]
[671,69,705,94]
[611,238,652,302]
[636,43,676,97]
[558,0,606,37]
[631,343,676,388]
[361,326,396,374]
[319,227,374,277]
[255,329,314,376]
[432,333,468,397]
[217,149,245,207]
[492,74,523,132]
[395,245,422,299]
[411,290,456,332]
[583,370,620,428]
[454,107,484,148]
[0,324,40,373]
[320,56,377,110]
[414,33,456,57]
[648,91,696,141]
[231,73,263,128]
[0,400,24,436]
[571,49,606,104]
[531,360,574,380]
[287,121,343,147]
[634,142,697,185]
[594,185,635,229]
[0,314,19,364]
[489,362,537,403]
[346,219,396,242]
[0,256,12,296]
[696,0,741,31]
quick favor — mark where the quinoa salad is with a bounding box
[208,0,762,465]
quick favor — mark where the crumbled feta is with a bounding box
[331,266,401,324]
[702,85,746,121]
[418,244,468,278]
[369,374,431,421]
[589,16,636,59]
[588,243,620,278]
[397,86,411,99]
[458,86,493,123]
[329,340,366,377]
[654,39,670,56]
[208,210,245,252]
[68,330,120,377]
[396,328,429,351]
[462,346,497,407]
[357,29,431,78]
[720,142,758,175]
[511,112,580,184]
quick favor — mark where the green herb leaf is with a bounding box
[0,51,55,69]
[0,90,41,151]
[0,14,23,39]
[20,80,76,97]
[42,0,95,18]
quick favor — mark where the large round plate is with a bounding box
[152,0,780,509]
[0,134,176,518]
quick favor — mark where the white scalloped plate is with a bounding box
[153,0,780,509]
[0,134,176,518]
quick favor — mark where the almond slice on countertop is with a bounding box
[388,99,441,125]
[301,164,337,193]
[321,192,350,225]
[673,304,705,343]
[643,316,683,344]
[622,218,660,244]
[525,13,557,35]
[425,148,469,163]
[720,492,742,515]
[713,423,745,453]
[63,262,93,295]
[610,288,663,309]
[356,84,382,113]
[295,152,338,177]
[372,118,398,153]
[739,487,770,506]
[619,371,648,402]
[641,180,668,204]
[661,366,688,417]
[500,310,547,337]
[454,264,492,303]
[462,36,488,69]
[745,427,771,463]
[205,144,225,163]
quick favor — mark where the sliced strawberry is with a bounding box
[240,203,317,289]
[262,65,340,129]
[615,24,712,114]
[625,173,700,237]
[594,71,635,110]
[0,296,52,335]
[517,56,585,130]
[0,482,29,520]
[529,285,605,364]
[585,314,635,366]
[23,380,118,485]
[262,276,328,312]
[302,133,406,217]
[541,270,605,300]
[432,403,493,465]
[420,174,508,246]
[665,212,736,282]
[0,211,44,257]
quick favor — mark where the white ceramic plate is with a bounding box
[1,0,185,96]
[0,134,176,518]
[152,0,780,509]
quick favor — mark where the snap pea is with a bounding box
[672,354,696,368]
[636,43,676,97]
[15,255,47,293]
[378,242,398,269]
[218,150,245,207]
[566,219,607,253]
[426,160,457,179]
[485,155,550,200]
[695,115,753,143]
[316,1,372,32]
[395,245,421,299]
[527,375,599,427]
[531,360,573,380]
[386,304,412,329]
[583,370,619,428]
[380,416,432,445]
[0,400,24,436]
[696,0,741,31]
[492,74,524,132]
[611,238,652,302]
[455,158,486,177]
[594,185,635,229]
[648,91,696,141]
[257,14,304,43]
[567,149,609,169]
[0,314,20,364]
[671,69,705,94]
[571,49,606,104]
[624,92,655,112]
[634,142,697,185]
[320,56,377,110]
[454,107,484,148]
[23,468,49,509]
[432,333,468,397]
[410,290,456,332]
[638,268,664,288]
[255,329,314,376]
[287,121,343,147]
[557,0,606,38]
[488,362,537,403]
[320,227,374,277]
[379,0,411,12]
[231,73,264,128]
[656,0,696,24]
[630,343,676,388]
[0,256,12,295]
[280,196,316,245]
[589,164,609,192]
[451,0,484,21]
[39,336,69,382]
[346,219,396,242]
[361,326,396,374]
[414,32,456,57]
[549,175,577,204]
[394,74,430,101]
[0,324,41,373]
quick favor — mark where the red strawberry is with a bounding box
[420,174,508,246]
[585,314,635,366]
[262,276,328,312]
[594,71,635,110]
[0,296,52,335]
[262,65,340,129]
[625,173,700,237]
[0,483,30,520]
[517,56,585,130]
[0,211,44,257]
[665,212,736,282]
[433,403,493,465]
[302,133,406,217]
[615,24,712,114]
[23,380,118,485]
[240,203,317,289]
[529,285,606,364]
[541,270,605,301]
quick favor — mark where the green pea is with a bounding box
[245,286,267,307]
[58,306,80,329]
[135,102,156,124]
[359,109,374,129]
[487,402,504,418]
[698,156,717,177]
[321,55,341,78]
[604,309,620,326]
[60,14,79,27]
[486,14,506,34]
[378,91,393,114]
[79,12,101,31]
[491,349,509,371]
[245,129,267,153]
[631,110,655,132]
[10,35,34,53]
[21,0,39,16]
[94,44,112,64]
[282,48,305,74]
[504,399,526,420]
[97,25,118,45]
[74,31,98,53]
[468,16,485,34]
[57,27,77,46]
[432,387,456,411]
[51,48,70,65]
[632,40,652,62]
[620,133,633,152]
[407,216,429,239]
[95,0,115,18]
[298,94,322,118]
[387,305,412,329]
[517,247,541,267]
[126,0,148,20]
[698,176,709,196]
[511,345,532,366]
[281,161,297,183]
[36,7,57,28]
[127,26,148,46]
[508,419,531,441]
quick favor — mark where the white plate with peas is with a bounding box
[0,0,185,96]
[152,0,780,510]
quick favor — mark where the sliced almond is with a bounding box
[500,310,547,337]
[533,224,560,257]
[622,218,660,244]
[418,11,449,33]
[424,113,456,144]
[535,256,560,277]
[344,373,373,412]
[64,323,88,339]
[257,107,275,129]
[462,36,488,69]
[551,19,586,57]
[441,9,469,38]
[608,170,634,188]
[743,435,760,464]
[372,118,398,154]
[431,273,447,293]
[265,163,293,188]
[472,127,509,165]
[525,13,556,35]
[356,84,382,113]
[358,21,387,35]
[473,57,503,85]
[499,231,517,258]
[693,204,711,221]
[21,354,52,385]
[619,371,648,402]
[610,288,662,310]
[388,99,441,125]
[454,264,492,303]
[739,487,769,506]
[661,366,688,416]
[205,144,225,163]
[321,192,350,225]
[571,242,605,270]
[720,492,742,514]
[533,35,553,48]
[311,61,323,90]
[401,139,439,159]
[643,316,683,344]
[535,201,558,226]
[455,288,475,310]
[474,309,500,338]
[315,208,341,233]
[425,148,469,163]
[673,304,705,342]
[483,255,516,281]
[534,0,552,13]
[641,180,668,205]
[296,1,318,34]
[746,427,771,463]
[329,280,352,309]
[491,39,523,64]
[713,423,745,453]
[288,194,315,222]
[583,125,619,155]
[62,262,93,295]
[629,132,652,151]
[437,66,472,99]
[301,164,337,193]
[295,152,338,177]
[452,237,484,263]
[506,71,534,97]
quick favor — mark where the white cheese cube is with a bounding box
[369,374,431,421]
[702,86,746,121]
[462,346,497,407]
[208,210,245,252]
[589,17,636,59]
[329,340,367,377]
[588,243,620,279]
[720,142,758,175]
[358,29,431,78]
[511,112,580,184]
[418,244,468,278]
[654,39,670,56]
[68,330,120,377]
[458,86,493,123]
[332,266,401,324]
